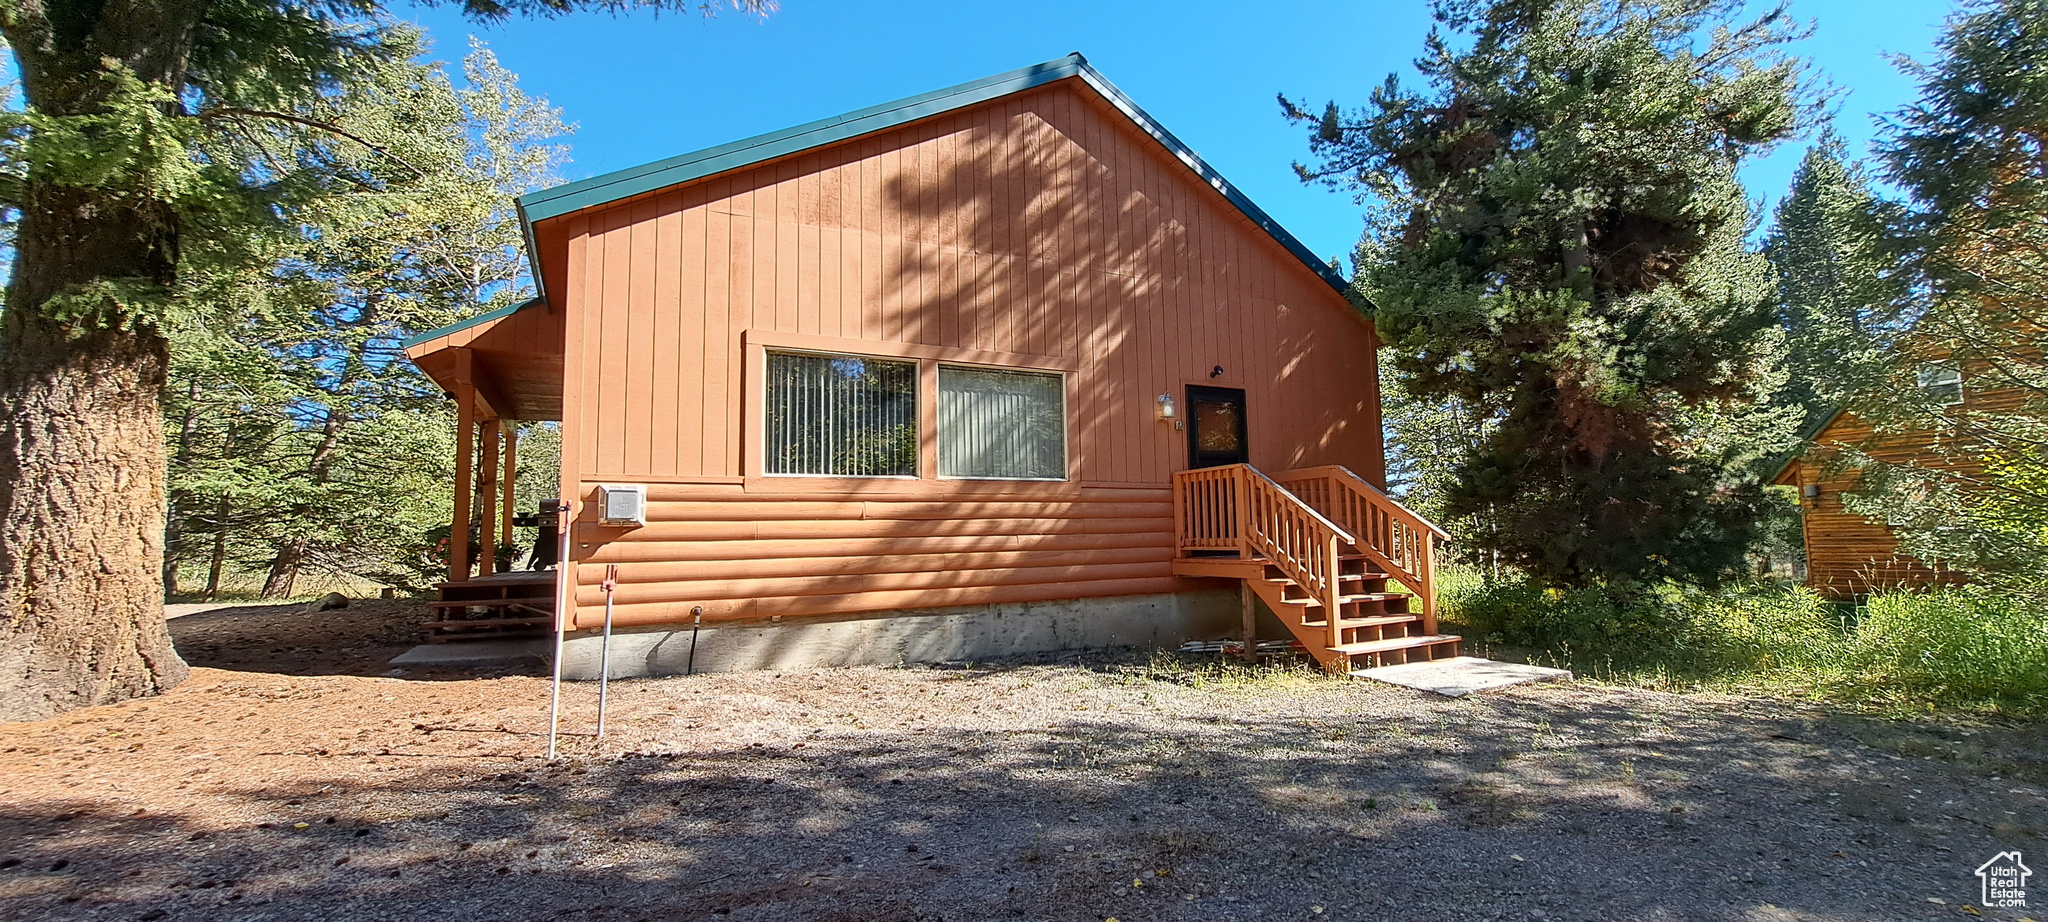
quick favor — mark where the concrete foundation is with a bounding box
[553,589,1241,680]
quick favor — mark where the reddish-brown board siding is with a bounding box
[405,299,567,421]
[1784,399,2021,597]
[546,78,1380,630]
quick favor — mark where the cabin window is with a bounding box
[938,366,1067,480]
[764,351,918,477]
[1917,363,1963,406]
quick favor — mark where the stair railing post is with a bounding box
[1171,471,1186,557]
[1323,532,1344,654]
[1419,530,1439,636]
[1233,465,1253,560]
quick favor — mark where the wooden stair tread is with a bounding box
[1303,614,1418,629]
[1273,592,1409,608]
[1261,574,1390,586]
[424,617,552,627]
[1328,634,1462,655]
[428,599,550,609]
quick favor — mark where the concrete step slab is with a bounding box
[390,639,546,668]
[1351,655,1571,697]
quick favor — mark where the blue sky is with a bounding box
[401,0,1954,271]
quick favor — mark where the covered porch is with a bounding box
[402,298,567,641]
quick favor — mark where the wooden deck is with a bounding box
[425,570,556,642]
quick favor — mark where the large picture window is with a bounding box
[765,352,917,476]
[939,366,1066,480]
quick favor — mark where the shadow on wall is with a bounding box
[866,86,1355,484]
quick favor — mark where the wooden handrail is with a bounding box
[1275,465,1450,539]
[1273,465,1447,634]
[1173,464,1352,649]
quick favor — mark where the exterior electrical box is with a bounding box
[596,484,647,527]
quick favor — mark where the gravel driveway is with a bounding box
[0,601,2041,921]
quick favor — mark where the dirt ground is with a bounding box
[1,600,2043,922]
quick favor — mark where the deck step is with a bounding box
[423,617,552,628]
[1275,592,1409,609]
[1328,634,1461,656]
[1303,614,1418,629]
[1262,573,1388,588]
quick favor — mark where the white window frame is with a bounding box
[1917,363,1964,407]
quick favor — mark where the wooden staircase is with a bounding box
[1171,463,1456,674]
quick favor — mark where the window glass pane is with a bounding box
[765,352,917,476]
[939,366,1066,479]
[1917,363,1963,406]
[1196,400,1243,453]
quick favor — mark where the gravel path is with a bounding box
[0,601,2041,921]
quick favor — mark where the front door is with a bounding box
[1186,385,1249,468]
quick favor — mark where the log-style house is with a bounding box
[1772,361,2018,598]
[403,55,1453,676]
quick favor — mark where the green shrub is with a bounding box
[1439,566,2048,717]
[1824,589,2048,713]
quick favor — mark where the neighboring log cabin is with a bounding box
[403,55,1453,675]
[1772,363,2014,598]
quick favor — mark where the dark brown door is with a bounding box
[1186,385,1249,468]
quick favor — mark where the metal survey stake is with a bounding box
[547,502,571,760]
[596,563,618,738]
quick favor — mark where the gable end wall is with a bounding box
[550,80,1384,629]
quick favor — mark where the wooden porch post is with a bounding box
[478,416,500,577]
[1239,581,1258,662]
[451,379,475,583]
[501,422,519,550]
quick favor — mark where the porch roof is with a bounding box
[403,298,565,421]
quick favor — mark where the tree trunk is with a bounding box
[206,498,230,601]
[163,375,202,597]
[0,295,188,722]
[0,5,208,721]
[260,539,307,599]
[259,403,347,600]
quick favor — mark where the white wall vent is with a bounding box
[596,484,647,527]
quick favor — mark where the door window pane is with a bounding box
[1196,400,1243,454]
[939,366,1066,479]
[765,352,917,476]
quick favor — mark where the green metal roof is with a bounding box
[400,298,541,350]
[514,53,1351,297]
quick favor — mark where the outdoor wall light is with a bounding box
[1157,394,1176,420]
[1211,365,1225,378]
[1802,484,1821,500]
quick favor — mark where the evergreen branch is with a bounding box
[196,106,427,179]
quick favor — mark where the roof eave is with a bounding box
[401,297,542,352]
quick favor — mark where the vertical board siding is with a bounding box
[553,78,1382,629]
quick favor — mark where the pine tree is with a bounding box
[1286,0,1811,591]
[1763,137,1904,423]
[0,0,768,722]
[205,35,566,598]
[1836,0,2048,583]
